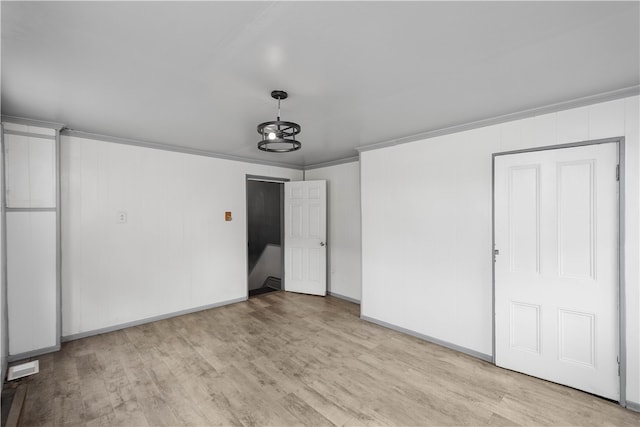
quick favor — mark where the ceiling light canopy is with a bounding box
[257,90,301,153]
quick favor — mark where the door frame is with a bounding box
[245,175,289,298]
[491,136,626,406]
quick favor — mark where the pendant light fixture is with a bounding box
[257,90,301,152]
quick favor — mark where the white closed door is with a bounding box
[284,180,327,296]
[494,143,619,400]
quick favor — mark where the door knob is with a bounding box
[320,242,326,246]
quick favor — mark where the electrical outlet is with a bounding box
[117,211,127,223]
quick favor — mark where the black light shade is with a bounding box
[257,91,301,152]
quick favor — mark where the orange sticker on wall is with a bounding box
[225,211,232,221]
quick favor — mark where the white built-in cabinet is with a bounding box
[2,121,60,358]
[4,133,56,208]
[6,211,57,354]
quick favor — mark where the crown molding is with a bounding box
[305,156,359,170]
[1,115,65,130]
[61,129,304,170]
[357,86,640,154]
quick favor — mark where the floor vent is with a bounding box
[263,276,281,289]
[7,361,39,381]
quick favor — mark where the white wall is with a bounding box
[360,96,640,405]
[61,136,302,337]
[306,161,362,302]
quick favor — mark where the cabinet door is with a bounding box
[4,134,31,207]
[5,133,56,208]
[7,211,57,355]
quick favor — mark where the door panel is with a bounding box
[7,211,57,354]
[5,134,56,208]
[495,143,618,400]
[557,160,595,278]
[284,180,327,296]
[509,165,540,273]
[509,301,541,354]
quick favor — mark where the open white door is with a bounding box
[494,143,619,400]
[284,180,327,296]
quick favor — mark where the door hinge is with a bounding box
[617,356,620,376]
[493,249,500,262]
[616,164,620,181]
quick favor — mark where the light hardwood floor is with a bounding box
[13,292,640,426]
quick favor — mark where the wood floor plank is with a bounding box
[289,384,359,427]
[110,344,180,426]
[13,292,640,426]
[20,379,55,426]
[213,364,301,426]
[278,392,336,426]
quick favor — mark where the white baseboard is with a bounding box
[360,315,492,363]
[626,400,640,412]
[327,291,360,304]
[62,296,247,342]
[7,345,61,363]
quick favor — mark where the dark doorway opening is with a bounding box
[247,179,284,297]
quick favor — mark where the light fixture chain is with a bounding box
[277,97,281,121]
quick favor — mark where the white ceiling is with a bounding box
[2,1,639,168]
